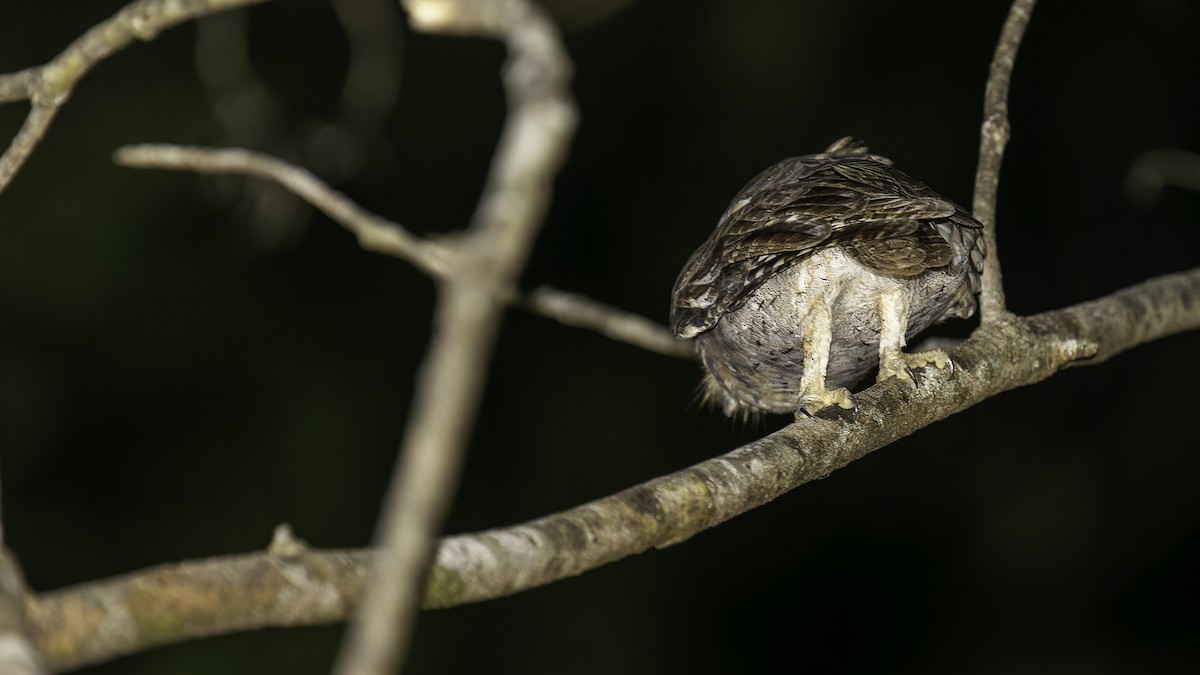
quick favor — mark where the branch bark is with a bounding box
[973,0,1038,323]
[0,551,43,675]
[29,544,369,671]
[26,266,1200,672]
[0,0,277,195]
[330,1,577,674]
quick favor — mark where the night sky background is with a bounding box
[2,0,1199,673]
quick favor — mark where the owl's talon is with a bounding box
[877,357,915,385]
[879,348,952,386]
[796,386,856,418]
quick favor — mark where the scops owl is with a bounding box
[670,137,985,417]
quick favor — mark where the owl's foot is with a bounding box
[796,386,857,418]
[878,348,953,385]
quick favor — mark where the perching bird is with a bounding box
[670,137,985,417]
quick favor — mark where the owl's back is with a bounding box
[670,138,984,340]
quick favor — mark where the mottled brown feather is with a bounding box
[670,137,983,338]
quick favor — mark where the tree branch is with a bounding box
[0,463,42,675]
[329,1,577,673]
[29,541,370,671]
[115,144,449,274]
[0,550,43,675]
[521,286,693,358]
[0,376,45,675]
[0,0,277,195]
[973,0,1037,323]
[27,266,1200,672]
[113,144,694,359]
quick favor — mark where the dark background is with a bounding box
[2,0,1199,673]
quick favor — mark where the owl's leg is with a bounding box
[876,289,951,383]
[796,299,856,415]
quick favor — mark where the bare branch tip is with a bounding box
[268,523,309,557]
[111,145,144,167]
[405,0,456,30]
[112,143,190,168]
[1059,337,1101,363]
[127,9,163,42]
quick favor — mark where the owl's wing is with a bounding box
[671,157,960,338]
[848,225,954,277]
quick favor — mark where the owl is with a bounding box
[670,137,985,417]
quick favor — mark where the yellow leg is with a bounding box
[877,290,952,384]
[796,300,855,415]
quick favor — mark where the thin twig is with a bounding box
[523,286,695,358]
[28,266,1200,672]
[115,145,450,277]
[115,144,693,359]
[972,0,1038,324]
[0,0,275,195]
[330,1,577,673]
[0,105,60,194]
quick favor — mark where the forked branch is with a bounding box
[113,144,693,359]
[330,1,577,673]
[0,0,276,195]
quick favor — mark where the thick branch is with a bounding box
[972,0,1037,323]
[29,545,370,671]
[29,266,1200,672]
[0,0,276,194]
[1026,270,1200,366]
